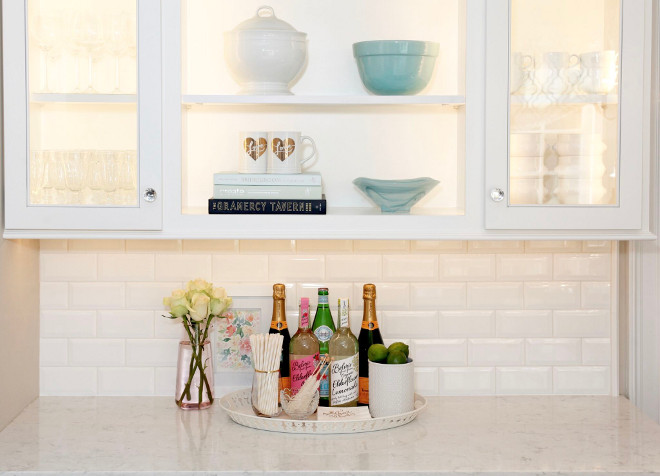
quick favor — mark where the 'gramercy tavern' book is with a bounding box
[213,184,323,200]
[208,196,326,215]
[213,172,322,186]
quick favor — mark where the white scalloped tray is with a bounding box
[218,388,427,434]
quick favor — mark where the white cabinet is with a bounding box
[2,0,162,231]
[485,0,652,231]
[2,0,656,238]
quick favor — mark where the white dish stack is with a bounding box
[509,133,547,204]
[553,133,607,205]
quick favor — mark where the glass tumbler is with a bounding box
[251,369,281,418]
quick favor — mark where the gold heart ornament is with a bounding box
[272,138,296,162]
[243,137,267,161]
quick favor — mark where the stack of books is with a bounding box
[208,172,326,215]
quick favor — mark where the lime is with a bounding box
[388,342,409,358]
[387,350,408,365]
[368,343,389,362]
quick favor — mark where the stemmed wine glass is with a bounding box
[32,13,63,93]
[41,151,67,204]
[72,10,104,94]
[106,12,131,94]
[100,150,119,204]
[64,151,87,204]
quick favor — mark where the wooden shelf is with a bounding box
[182,94,466,107]
[31,93,137,104]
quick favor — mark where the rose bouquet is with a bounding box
[163,279,232,409]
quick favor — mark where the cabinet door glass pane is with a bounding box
[27,0,137,207]
[509,0,620,206]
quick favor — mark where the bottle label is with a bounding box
[330,354,359,406]
[361,321,379,330]
[319,363,330,398]
[358,377,369,404]
[314,325,333,343]
[300,308,309,328]
[271,321,288,331]
[318,295,329,304]
[290,353,320,393]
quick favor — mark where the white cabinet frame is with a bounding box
[2,0,163,231]
[485,0,652,231]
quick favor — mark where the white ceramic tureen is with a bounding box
[224,6,308,95]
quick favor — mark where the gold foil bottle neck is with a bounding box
[273,283,286,300]
[362,283,376,300]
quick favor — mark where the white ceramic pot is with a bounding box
[224,6,307,95]
[368,359,414,418]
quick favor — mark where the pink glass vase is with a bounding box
[175,339,214,410]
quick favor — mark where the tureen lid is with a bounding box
[232,6,305,34]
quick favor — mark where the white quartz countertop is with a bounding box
[1,395,660,475]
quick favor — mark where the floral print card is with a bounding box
[214,309,259,370]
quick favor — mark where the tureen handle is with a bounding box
[256,6,275,18]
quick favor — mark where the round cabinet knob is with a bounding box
[143,188,157,203]
[490,188,505,202]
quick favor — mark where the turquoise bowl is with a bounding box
[353,40,439,95]
[352,177,440,213]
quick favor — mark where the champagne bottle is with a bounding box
[357,283,383,406]
[289,297,320,395]
[268,283,291,393]
[328,298,359,407]
[312,287,335,407]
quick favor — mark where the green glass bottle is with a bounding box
[312,287,335,407]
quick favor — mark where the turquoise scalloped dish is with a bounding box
[352,177,440,213]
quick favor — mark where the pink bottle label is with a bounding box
[300,298,309,328]
[290,353,319,393]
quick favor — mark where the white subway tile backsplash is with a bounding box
[524,282,580,309]
[439,367,495,395]
[524,241,582,253]
[581,282,611,309]
[98,254,155,281]
[582,339,612,365]
[126,339,179,367]
[213,255,268,282]
[41,310,96,338]
[413,339,467,366]
[467,283,523,309]
[411,283,466,310]
[41,367,97,396]
[98,368,155,396]
[97,310,154,338]
[41,282,69,309]
[40,339,68,366]
[355,283,410,310]
[154,254,212,282]
[70,283,125,309]
[496,254,552,281]
[269,255,325,281]
[468,339,524,366]
[553,366,610,394]
[468,241,524,253]
[382,311,438,338]
[554,254,610,281]
[525,338,581,365]
[438,255,496,282]
[383,255,438,282]
[39,240,616,397]
[414,368,439,395]
[496,367,553,395]
[326,255,380,281]
[125,282,179,310]
[554,310,610,338]
[41,253,97,281]
[69,339,125,366]
[496,310,553,338]
[439,311,495,338]
[411,241,467,253]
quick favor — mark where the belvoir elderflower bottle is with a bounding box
[289,297,320,395]
[357,284,383,406]
[312,288,335,406]
[328,298,359,407]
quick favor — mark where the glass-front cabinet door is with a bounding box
[2,0,162,231]
[485,0,649,230]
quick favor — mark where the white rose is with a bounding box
[163,289,189,318]
[186,279,213,296]
[188,292,210,322]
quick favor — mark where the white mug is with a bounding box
[267,131,317,174]
[239,131,268,174]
